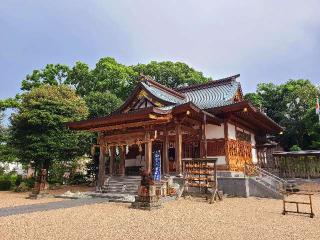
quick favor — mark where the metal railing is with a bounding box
[244,163,288,193]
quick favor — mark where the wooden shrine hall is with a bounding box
[67,74,283,188]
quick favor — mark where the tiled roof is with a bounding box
[181,80,241,109]
[141,82,183,104]
[142,74,241,110]
[177,74,241,109]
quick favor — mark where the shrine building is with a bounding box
[67,74,283,187]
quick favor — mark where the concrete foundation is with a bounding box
[218,177,249,197]
[217,171,282,199]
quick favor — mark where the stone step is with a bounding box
[105,187,138,191]
[102,190,138,194]
[102,176,141,194]
[107,181,140,185]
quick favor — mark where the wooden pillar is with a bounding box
[224,120,229,167]
[145,132,152,174]
[97,143,106,189]
[203,114,207,158]
[119,146,126,176]
[163,129,170,176]
[199,115,207,158]
[175,123,182,176]
[109,146,115,176]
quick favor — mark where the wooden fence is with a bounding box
[273,153,320,178]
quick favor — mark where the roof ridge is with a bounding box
[140,75,185,99]
[176,74,240,92]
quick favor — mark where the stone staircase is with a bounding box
[244,164,287,199]
[102,176,140,195]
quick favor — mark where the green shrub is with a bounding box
[15,175,23,187]
[0,179,12,191]
[14,182,29,192]
[0,167,5,175]
[24,178,35,189]
[290,145,302,151]
[70,172,87,185]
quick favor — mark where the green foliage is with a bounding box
[290,145,302,151]
[131,61,209,89]
[10,85,90,171]
[84,92,123,118]
[21,64,70,91]
[92,57,138,99]
[14,182,29,192]
[0,173,19,190]
[245,79,319,150]
[24,177,35,189]
[0,179,12,191]
[15,175,23,187]
[69,172,87,185]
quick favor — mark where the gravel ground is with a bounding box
[0,186,94,209]
[0,192,64,208]
[0,194,319,240]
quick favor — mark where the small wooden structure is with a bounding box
[182,158,222,203]
[282,192,315,218]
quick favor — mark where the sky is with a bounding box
[1,0,320,101]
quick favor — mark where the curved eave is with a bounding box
[208,101,283,134]
[66,107,171,131]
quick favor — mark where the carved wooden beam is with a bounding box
[89,119,171,132]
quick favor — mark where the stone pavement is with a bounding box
[0,198,109,218]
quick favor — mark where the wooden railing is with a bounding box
[207,139,225,156]
[244,163,287,193]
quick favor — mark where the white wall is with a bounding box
[205,122,259,164]
[251,133,258,163]
[206,124,224,139]
[0,162,25,175]
[228,123,236,139]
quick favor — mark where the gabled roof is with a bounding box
[118,74,242,113]
[177,74,242,109]
[116,75,185,113]
[141,80,184,104]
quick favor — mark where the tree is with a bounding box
[131,61,209,89]
[245,79,319,150]
[66,61,93,97]
[10,85,90,175]
[21,64,70,91]
[92,57,138,99]
[84,92,123,118]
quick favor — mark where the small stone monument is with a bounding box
[131,170,162,210]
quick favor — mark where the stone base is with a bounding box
[131,195,162,210]
[131,201,162,210]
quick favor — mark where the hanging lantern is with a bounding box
[138,143,142,152]
[116,146,119,155]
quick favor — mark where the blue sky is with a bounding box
[1,0,319,101]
